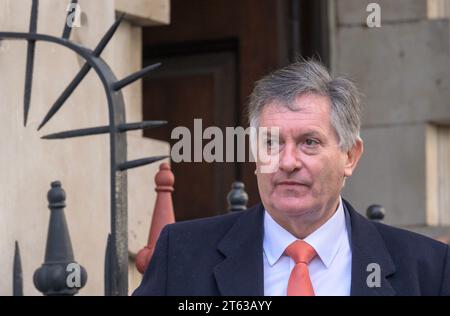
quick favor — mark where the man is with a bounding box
[133,60,450,296]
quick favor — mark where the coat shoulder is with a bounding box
[373,220,449,283]
[346,200,450,295]
[163,204,262,248]
[373,221,448,256]
[344,199,448,260]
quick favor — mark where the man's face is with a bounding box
[256,93,360,223]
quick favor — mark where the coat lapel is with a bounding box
[213,204,265,296]
[344,200,397,296]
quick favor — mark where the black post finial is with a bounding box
[366,204,385,222]
[227,182,248,212]
[33,181,87,295]
[13,241,23,296]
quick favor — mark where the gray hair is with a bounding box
[248,59,362,151]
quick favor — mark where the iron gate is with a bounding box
[1,0,167,296]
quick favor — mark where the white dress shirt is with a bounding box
[263,196,352,296]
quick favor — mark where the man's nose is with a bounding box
[279,143,301,173]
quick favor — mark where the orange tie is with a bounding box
[284,240,317,296]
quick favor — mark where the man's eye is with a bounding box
[266,139,278,147]
[305,138,319,146]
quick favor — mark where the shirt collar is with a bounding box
[263,196,347,269]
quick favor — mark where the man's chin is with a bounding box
[272,199,315,217]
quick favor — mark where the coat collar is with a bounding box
[214,204,265,296]
[213,200,397,296]
[343,199,397,296]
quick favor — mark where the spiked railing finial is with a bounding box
[23,0,39,126]
[112,63,161,91]
[13,241,23,296]
[135,163,175,274]
[37,14,126,131]
[33,181,87,296]
[227,182,248,212]
[41,120,167,140]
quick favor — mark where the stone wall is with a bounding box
[332,0,450,226]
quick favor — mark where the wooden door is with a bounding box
[143,52,237,221]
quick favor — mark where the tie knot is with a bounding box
[285,240,317,264]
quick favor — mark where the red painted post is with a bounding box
[135,162,175,274]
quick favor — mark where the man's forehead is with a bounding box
[260,100,331,126]
[261,94,331,118]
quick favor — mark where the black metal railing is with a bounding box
[33,181,88,296]
[227,182,249,212]
[3,0,167,295]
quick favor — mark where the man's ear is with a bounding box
[343,138,364,178]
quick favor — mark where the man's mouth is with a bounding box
[276,180,308,186]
